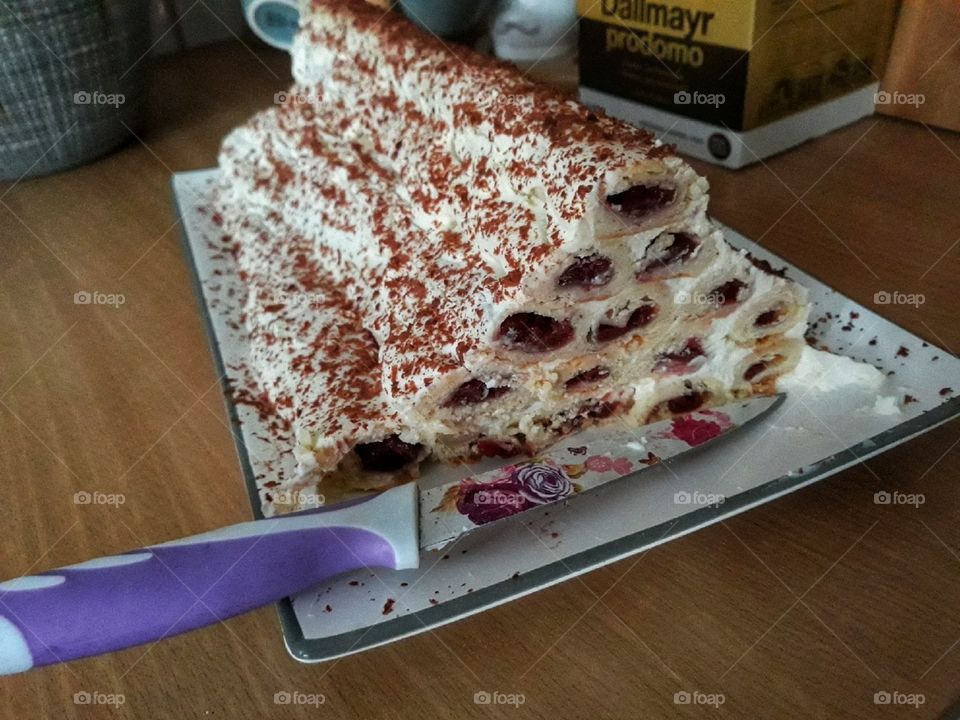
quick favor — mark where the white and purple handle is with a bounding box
[0,483,418,675]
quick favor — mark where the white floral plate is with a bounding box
[173,169,960,662]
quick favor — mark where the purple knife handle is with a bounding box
[0,483,418,674]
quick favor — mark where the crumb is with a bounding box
[939,388,953,396]
[896,346,910,358]
[324,604,332,613]
[903,394,918,405]
[868,337,877,346]
[641,452,661,466]
[382,598,395,615]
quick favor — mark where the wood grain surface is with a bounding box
[1,41,958,720]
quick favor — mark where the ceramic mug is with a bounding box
[397,0,494,37]
[242,0,299,50]
[243,0,495,49]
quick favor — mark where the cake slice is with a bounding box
[217,98,806,481]
[211,1,826,512]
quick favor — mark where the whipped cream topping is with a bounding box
[777,345,885,394]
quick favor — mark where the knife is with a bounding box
[0,394,782,674]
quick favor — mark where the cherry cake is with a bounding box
[213,0,817,513]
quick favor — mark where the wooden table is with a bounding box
[1,42,958,720]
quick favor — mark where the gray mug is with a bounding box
[0,0,150,181]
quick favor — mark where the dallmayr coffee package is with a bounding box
[578,0,898,168]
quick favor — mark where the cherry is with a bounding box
[710,279,747,306]
[471,437,525,459]
[565,366,610,390]
[594,303,658,343]
[607,185,675,218]
[744,354,783,381]
[666,391,707,414]
[743,361,768,381]
[754,308,784,327]
[557,254,614,289]
[654,338,706,374]
[636,233,699,277]
[497,313,574,353]
[443,379,510,407]
[354,435,422,472]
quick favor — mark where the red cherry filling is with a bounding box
[744,354,784,382]
[754,307,785,327]
[666,390,708,414]
[607,185,675,219]
[710,279,747,307]
[471,436,527,459]
[654,338,706,374]
[565,366,610,390]
[549,393,635,436]
[636,233,699,277]
[557,254,614,289]
[354,435,422,472]
[743,361,768,382]
[594,303,658,343]
[443,379,510,408]
[497,313,574,353]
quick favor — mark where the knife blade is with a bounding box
[0,395,782,674]
[419,393,784,550]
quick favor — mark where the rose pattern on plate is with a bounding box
[661,410,734,447]
[515,463,573,504]
[441,459,582,526]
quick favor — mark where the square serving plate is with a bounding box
[173,169,960,663]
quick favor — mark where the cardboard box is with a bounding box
[878,0,960,133]
[578,0,898,167]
